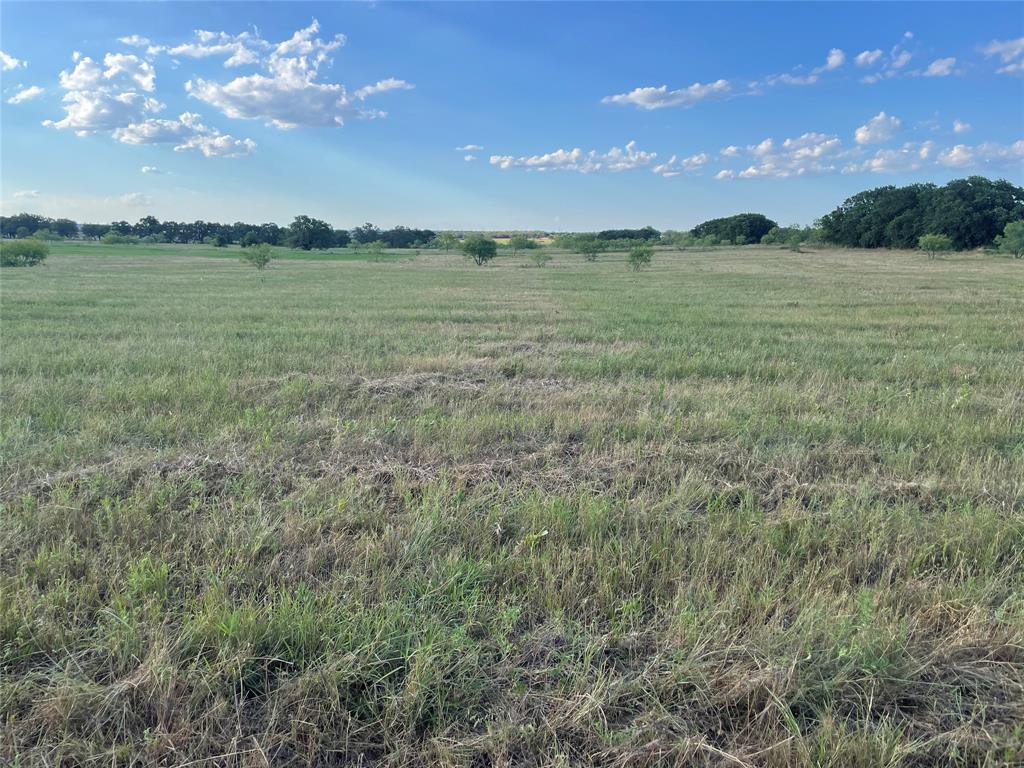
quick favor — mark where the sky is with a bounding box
[1,1,1022,231]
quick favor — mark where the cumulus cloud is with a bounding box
[652,152,709,177]
[720,145,740,157]
[726,132,847,178]
[46,51,255,157]
[854,112,902,145]
[463,154,477,162]
[818,48,846,72]
[843,142,935,174]
[0,50,25,71]
[602,79,730,110]
[953,119,971,134]
[855,49,883,67]
[140,165,160,174]
[714,170,735,180]
[183,20,412,128]
[939,140,1024,167]
[456,144,483,151]
[7,85,44,104]
[490,141,656,173]
[113,112,256,157]
[13,190,40,199]
[923,57,956,77]
[981,37,1024,74]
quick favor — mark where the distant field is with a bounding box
[2,245,1022,766]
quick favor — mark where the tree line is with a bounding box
[3,176,1021,256]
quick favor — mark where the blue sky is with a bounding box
[1,2,1022,230]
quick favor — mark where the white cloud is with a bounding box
[0,50,25,71]
[113,112,256,157]
[821,48,846,72]
[140,165,160,174]
[652,152,709,177]
[923,57,956,77]
[13,190,40,199]
[164,30,269,67]
[47,51,255,158]
[726,132,846,178]
[843,141,934,174]
[890,50,913,69]
[938,144,974,167]
[463,154,477,162]
[456,144,483,151]
[353,78,414,100]
[118,35,151,48]
[953,119,971,135]
[7,85,44,104]
[602,79,730,110]
[855,49,883,67]
[854,111,902,144]
[714,170,735,180]
[183,20,412,128]
[490,141,656,173]
[981,38,1024,74]
[720,145,740,157]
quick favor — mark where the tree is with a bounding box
[203,233,229,247]
[365,240,387,260]
[286,215,334,250]
[1,238,49,267]
[786,230,804,252]
[350,222,381,245]
[433,232,459,252]
[461,234,497,266]
[529,249,552,267]
[995,220,1024,259]
[575,236,607,262]
[918,233,953,260]
[241,243,273,270]
[692,213,777,244]
[508,234,533,256]
[101,231,139,244]
[628,242,653,271]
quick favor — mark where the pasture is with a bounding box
[1,244,1022,766]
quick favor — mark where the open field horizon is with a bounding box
[2,245,1022,765]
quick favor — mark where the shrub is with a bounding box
[100,231,139,245]
[628,243,653,271]
[1,238,49,267]
[995,220,1024,259]
[240,243,273,271]
[575,236,607,262]
[528,250,552,268]
[461,234,498,266]
[918,233,953,260]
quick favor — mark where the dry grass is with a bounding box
[1,244,1022,766]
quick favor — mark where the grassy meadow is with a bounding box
[1,244,1023,766]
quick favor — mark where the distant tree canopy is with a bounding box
[285,215,335,250]
[691,214,778,244]
[596,226,660,242]
[819,177,1024,250]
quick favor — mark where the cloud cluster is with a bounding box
[45,51,255,157]
[651,153,709,177]
[731,133,847,178]
[490,141,656,173]
[180,20,413,128]
[981,37,1024,74]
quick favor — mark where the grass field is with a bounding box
[2,245,1022,766]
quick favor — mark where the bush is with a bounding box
[575,236,607,262]
[995,220,1024,259]
[628,243,653,271]
[1,238,49,267]
[100,231,139,245]
[918,233,953,260]
[528,250,552,268]
[461,234,498,266]
[240,243,273,270]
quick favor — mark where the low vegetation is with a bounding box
[1,244,1021,765]
[0,238,48,267]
